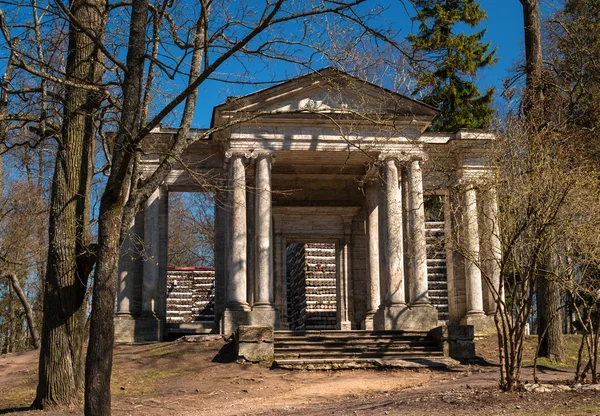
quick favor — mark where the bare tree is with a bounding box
[520,0,563,363]
[0,0,411,412]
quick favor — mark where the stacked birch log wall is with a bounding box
[286,243,337,330]
[426,221,449,321]
[166,268,215,323]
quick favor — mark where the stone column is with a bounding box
[457,183,496,335]
[252,152,278,327]
[405,158,438,330]
[115,211,143,342]
[408,159,430,306]
[375,156,407,330]
[246,186,255,308]
[223,151,251,334]
[481,186,502,315]
[139,186,167,341]
[364,182,380,330]
[116,215,140,316]
[213,188,228,321]
[337,216,353,330]
[380,157,406,306]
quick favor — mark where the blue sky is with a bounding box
[190,0,530,128]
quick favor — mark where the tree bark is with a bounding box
[33,0,106,408]
[84,0,148,413]
[536,255,563,361]
[2,271,40,349]
[520,0,544,122]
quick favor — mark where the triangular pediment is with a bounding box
[213,68,439,122]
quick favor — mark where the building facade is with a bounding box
[114,68,500,342]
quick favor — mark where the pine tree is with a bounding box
[408,0,497,132]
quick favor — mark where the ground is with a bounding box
[0,335,598,415]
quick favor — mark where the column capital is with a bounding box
[378,152,410,164]
[251,150,277,162]
[225,149,253,159]
[379,152,428,165]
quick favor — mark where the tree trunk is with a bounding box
[521,0,563,363]
[84,0,148,412]
[520,0,544,122]
[537,259,563,361]
[8,280,15,353]
[2,271,40,349]
[33,0,106,408]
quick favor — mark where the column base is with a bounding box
[251,307,279,328]
[374,304,438,331]
[337,320,352,330]
[134,313,163,342]
[222,308,252,336]
[460,312,496,336]
[114,314,136,343]
[362,312,376,330]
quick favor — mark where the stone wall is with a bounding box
[286,243,337,330]
[166,267,215,323]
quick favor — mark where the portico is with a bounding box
[114,68,500,342]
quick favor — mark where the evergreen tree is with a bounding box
[408,0,497,132]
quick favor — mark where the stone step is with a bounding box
[275,351,444,360]
[165,322,216,334]
[274,339,436,348]
[272,357,459,370]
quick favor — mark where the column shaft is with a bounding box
[117,214,140,315]
[464,186,484,314]
[365,183,380,316]
[481,187,502,314]
[408,160,430,306]
[142,187,162,314]
[227,155,249,310]
[254,155,274,308]
[379,158,406,306]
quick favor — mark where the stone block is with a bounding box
[235,325,274,363]
[114,314,136,343]
[460,313,495,336]
[236,325,274,343]
[222,309,251,336]
[448,340,476,360]
[250,308,279,328]
[429,325,476,361]
[374,304,438,331]
[134,314,163,342]
[447,325,474,341]
[237,342,274,363]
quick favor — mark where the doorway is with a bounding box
[286,242,337,330]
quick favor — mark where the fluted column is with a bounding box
[379,157,406,307]
[408,159,430,306]
[254,152,275,309]
[464,184,484,315]
[226,151,250,310]
[364,182,380,329]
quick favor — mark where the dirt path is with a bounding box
[1,336,598,416]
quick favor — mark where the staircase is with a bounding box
[272,330,458,370]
